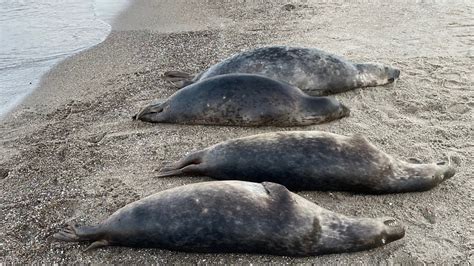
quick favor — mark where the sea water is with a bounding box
[0,0,129,118]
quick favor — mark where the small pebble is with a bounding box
[0,168,9,179]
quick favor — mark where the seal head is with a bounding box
[355,63,400,86]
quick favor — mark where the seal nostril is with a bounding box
[388,78,395,83]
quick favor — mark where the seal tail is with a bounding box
[54,224,109,251]
[162,71,195,88]
[156,150,206,178]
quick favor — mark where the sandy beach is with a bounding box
[1,0,473,263]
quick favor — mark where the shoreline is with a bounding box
[1,0,472,263]
[0,0,130,120]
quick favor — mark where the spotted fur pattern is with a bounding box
[54,181,405,255]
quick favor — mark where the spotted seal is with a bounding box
[163,46,401,95]
[158,131,456,193]
[134,74,350,126]
[54,181,405,255]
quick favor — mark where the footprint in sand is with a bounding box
[447,103,471,114]
[420,207,436,224]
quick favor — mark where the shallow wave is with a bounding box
[0,0,129,117]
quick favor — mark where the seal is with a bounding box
[54,181,405,255]
[134,74,350,126]
[163,46,401,95]
[157,131,456,193]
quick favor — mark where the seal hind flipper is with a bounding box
[162,71,193,81]
[156,150,206,177]
[54,224,104,243]
[162,71,195,88]
[133,100,166,121]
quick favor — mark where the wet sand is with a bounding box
[1,0,473,263]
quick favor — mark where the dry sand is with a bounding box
[1,0,473,263]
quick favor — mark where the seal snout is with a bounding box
[382,218,405,244]
[442,165,456,180]
[340,103,351,117]
[387,68,401,83]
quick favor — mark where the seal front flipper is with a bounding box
[262,182,294,205]
[156,150,207,177]
[84,239,109,252]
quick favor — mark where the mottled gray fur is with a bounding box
[135,74,350,126]
[158,131,455,193]
[54,181,405,255]
[164,46,401,95]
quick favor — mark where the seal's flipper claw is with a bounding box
[158,163,179,173]
[54,231,79,242]
[53,224,80,242]
[83,239,109,252]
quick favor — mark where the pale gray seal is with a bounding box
[134,74,350,126]
[158,131,456,193]
[163,46,401,95]
[54,181,405,255]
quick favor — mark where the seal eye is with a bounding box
[387,78,395,83]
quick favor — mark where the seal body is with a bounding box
[134,74,350,126]
[158,131,456,193]
[54,181,405,255]
[164,46,401,95]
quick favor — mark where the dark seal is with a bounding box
[163,46,401,95]
[158,131,456,193]
[134,74,350,126]
[54,181,405,255]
